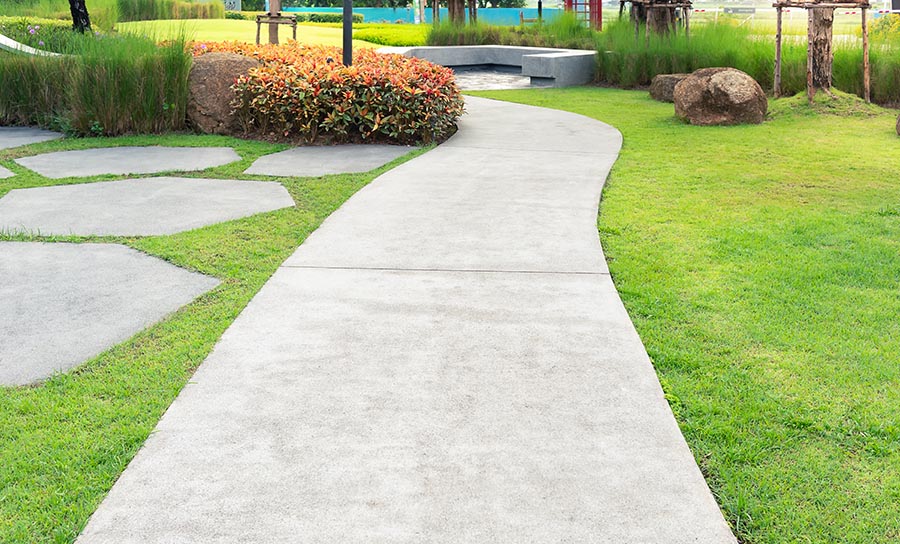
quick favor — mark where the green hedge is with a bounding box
[293,13,365,23]
[354,24,428,46]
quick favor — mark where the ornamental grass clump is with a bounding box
[194,42,465,144]
[0,32,191,135]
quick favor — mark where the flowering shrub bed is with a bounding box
[0,17,74,53]
[193,42,464,144]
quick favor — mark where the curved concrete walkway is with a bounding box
[78,97,736,543]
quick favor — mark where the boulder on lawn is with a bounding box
[673,67,767,126]
[187,52,259,135]
[650,73,689,103]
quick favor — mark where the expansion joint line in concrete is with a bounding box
[280,264,611,276]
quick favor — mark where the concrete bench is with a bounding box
[378,45,597,87]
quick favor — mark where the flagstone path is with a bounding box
[0,242,218,385]
[14,146,240,178]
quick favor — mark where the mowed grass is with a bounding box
[117,18,378,47]
[0,135,424,542]
[471,88,900,543]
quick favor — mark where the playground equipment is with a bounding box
[565,0,603,29]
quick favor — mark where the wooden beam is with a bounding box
[773,2,869,8]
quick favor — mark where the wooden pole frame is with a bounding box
[775,6,783,97]
[806,8,815,103]
[862,7,871,103]
[774,0,870,103]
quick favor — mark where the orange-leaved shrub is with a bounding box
[192,42,465,144]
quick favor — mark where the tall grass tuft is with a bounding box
[596,20,900,104]
[426,13,595,49]
[0,32,192,135]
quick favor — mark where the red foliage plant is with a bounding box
[193,42,465,144]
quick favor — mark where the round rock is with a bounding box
[188,53,259,135]
[649,73,689,103]
[674,67,767,126]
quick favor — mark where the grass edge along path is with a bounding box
[470,88,900,544]
[0,134,427,543]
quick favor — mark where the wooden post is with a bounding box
[684,6,690,38]
[862,7,871,103]
[268,0,281,44]
[809,6,835,98]
[806,8,814,103]
[775,5,783,97]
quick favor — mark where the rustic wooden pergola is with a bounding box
[620,0,694,38]
[773,0,872,102]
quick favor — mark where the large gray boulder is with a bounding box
[187,52,258,135]
[674,67,767,126]
[649,73,689,103]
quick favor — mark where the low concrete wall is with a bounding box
[379,45,597,88]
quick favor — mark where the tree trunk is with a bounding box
[630,2,647,24]
[68,0,92,33]
[468,0,477,23]
[448,0,466,24]
[432,0,440,24]
[647,6,677,35]
[807,7,834,100]
[269,0,281,44]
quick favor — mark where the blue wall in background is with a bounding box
[281,6,563,25]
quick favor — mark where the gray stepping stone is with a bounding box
[15,146,240,179]
[0,176,294,236]
[0,126,62,150]
[245,144,414,177]
[0,242,219,385]
[0,165,13,179]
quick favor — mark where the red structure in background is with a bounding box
[565,0,603,29]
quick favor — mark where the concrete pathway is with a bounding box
[15,146,239,178]
[0,177,294,236]
[0,165,13,179]
[246,144,415,177]
[0,243,218,385]
[0,126,62,150]
[78,97,736,543]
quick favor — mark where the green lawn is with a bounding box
[471,88,900,543]
[117,18,378,47]
[3,85,899,543]
[0,135,424,542]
